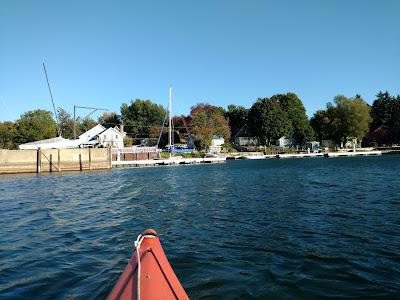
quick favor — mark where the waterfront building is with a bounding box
[98,126,126,148]
[305,141,321,152]
[233,124,260,146]
[362,125,390,147]
[209,136,225,154]
[234,136,259,147]
[277,136,294,148]
[18,136,81,150]
[19,124,126,149]
[78,124,106,146]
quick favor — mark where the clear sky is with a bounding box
[0,0,399,122]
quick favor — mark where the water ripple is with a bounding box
[1,156,400,299]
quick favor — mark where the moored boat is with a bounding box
[108,229,189,300]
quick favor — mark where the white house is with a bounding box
[305,141,321,152]
[98,126,126,148]
[277,136,294,148]
[209,136,225,154]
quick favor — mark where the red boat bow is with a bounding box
[108,229,189,300]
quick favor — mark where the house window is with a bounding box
[116,135,118,139]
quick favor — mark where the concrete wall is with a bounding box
[0,150,38,173]
[0,148,111,174]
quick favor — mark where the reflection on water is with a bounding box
[1,156,400,299]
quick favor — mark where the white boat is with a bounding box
[240,154,265,159]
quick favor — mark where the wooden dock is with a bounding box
[112,157,226,168]
[325,150,382,157]
[278,153,324,159]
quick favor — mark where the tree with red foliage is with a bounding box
[190,103,230,150]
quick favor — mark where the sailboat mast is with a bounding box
[43,63,62,137]
[168,87,172,158]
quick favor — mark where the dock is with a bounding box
[112,157,226,168]
[112,150,389,169]
[325,150,382,157]
[278,153,324,158]
[227,150,385,160]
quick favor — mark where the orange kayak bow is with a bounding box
[107,229,189,300]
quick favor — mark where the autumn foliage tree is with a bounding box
[190,103,230,150]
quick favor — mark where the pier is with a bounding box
[112,157,226,168]
[325,150,382,157]
[226,150,386,160]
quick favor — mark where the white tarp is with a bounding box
[18,137,82,150]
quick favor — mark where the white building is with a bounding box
[98,126,126,148]
[78,124,106,143]
[277,136,294,148]
[19,124,126,149]
[18,137,81,150]
[209,136,225,154]
[305,141,321,152]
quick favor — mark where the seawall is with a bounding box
[0,148,111,174]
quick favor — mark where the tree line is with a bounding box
[1,91,399,150]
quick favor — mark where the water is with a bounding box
[1,156,400,299]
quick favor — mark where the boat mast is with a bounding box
[168,87,172,158]
[43,63,62,137]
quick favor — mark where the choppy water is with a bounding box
[1,156,400,299]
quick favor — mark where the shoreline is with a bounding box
[1,150,399,174]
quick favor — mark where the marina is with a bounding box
[112,157,226,168]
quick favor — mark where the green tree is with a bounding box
[121,99,166,143]
[332,95,371,142]
[225,105,249,138]
[312,95,371,144]
[190,103,230,149]
[14,109,57,145]
[389,95,400,143]
[79,118,98,133]
[272,93,314,144]
[123,136,133,147]
[371,91,393,130]
[98,112,121,128]
[248,98,293,145]
[0,121,16,149]
[310,110,332,141]
[57,107,75,139]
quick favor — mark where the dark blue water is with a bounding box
[1,156,400,299]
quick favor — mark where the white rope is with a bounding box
[134,234,144,300]
[133,233,157,300]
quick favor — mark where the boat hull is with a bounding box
[108,229,189,300]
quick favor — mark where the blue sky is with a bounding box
[0,0,399,122]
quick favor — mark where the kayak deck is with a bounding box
[108,229,189,300]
